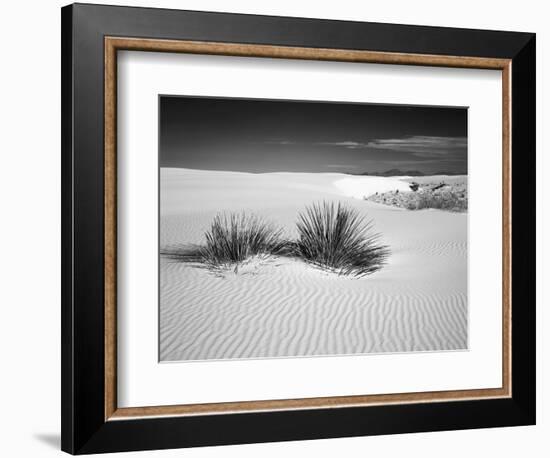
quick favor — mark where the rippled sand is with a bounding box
[160,168,467,361]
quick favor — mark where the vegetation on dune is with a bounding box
[164,203,389,277]
[199,213,286,268]
[406,191,467,211]
[293,202,389,277]
[160,213,285,270]
[365,179,468,212]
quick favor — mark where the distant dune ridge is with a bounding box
[352,168,466,177]
[334,176,411,199]
[160,168,467,361]
[365,175,468,212]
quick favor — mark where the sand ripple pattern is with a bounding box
[160,251,467,361]
[159,169,468,361]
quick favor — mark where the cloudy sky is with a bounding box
[160,95,467,175]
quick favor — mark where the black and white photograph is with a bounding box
[159,95,468,362]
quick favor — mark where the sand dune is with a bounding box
[160,168,467,361]
[334,176,411,199]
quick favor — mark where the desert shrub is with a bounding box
[293,201,389,277]
[199,212,286,267]
[415,192,467,212]
[164,205,390,277]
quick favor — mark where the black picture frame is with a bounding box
[61,3,535,454]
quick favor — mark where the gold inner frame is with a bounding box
[104,36,512,421]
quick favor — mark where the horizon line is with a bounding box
[160,166,467,176]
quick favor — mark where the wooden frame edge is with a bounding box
[105,38,118,420]
[502,62,512,400]
[103,36,512,421]
[105,37,510,69]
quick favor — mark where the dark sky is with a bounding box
[159,95,467,175]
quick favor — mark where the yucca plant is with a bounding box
[293,201,389,277]
[199,212,286,268]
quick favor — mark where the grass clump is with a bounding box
[293,201,389,277]
[199,212,285,268]
[164,203,389,277]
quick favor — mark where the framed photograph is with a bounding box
[61,3,536,454]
